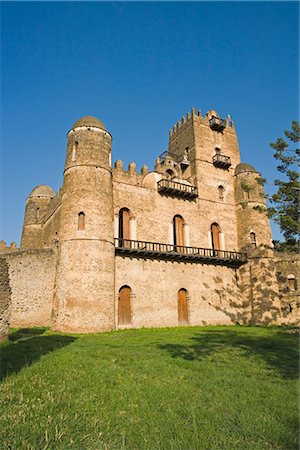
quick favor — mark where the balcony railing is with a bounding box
[157,179,198,199]
[212,154,232,169]
[158,151,190,169]
[115,238,247,267]
[209,116,226,131]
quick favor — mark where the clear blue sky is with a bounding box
[1,1,299,245]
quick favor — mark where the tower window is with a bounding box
[243,189,250,200]
[250,232,256,249]
[166,169,175,179]
[78,212,85,230]
[36,207,40,220]
[218,185,224,200]
[72,141,78,162]
[215,147,221,155]
[287,274,297,291]
[173,215,185,249]
[211,223,221,252]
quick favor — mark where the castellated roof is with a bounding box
[234,163,258,175]
[71,116,106,131]
[29,185,55,198]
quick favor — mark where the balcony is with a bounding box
[209,116,226,131]
[159,151,190,170]
[157,179,198,199]
[212,154,232,169]
[115,238,247,267]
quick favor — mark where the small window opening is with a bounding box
[243,189,250,200]
[166,169,174,179]
[36,207,40,220]
[288,303,293,313]
[250,232,256,249]
[218,185,224,200]
[72,141,78,162]
[78,212,85,230]
[215,147,221,155]
[287,274,297,291]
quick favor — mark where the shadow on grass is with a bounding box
[9,327,48,342]
[1,331,77,381]
[159,328,299,379]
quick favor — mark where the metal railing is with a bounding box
[114,238,247,266]
[157,179,198,197]
[158,151,181,164]
[212,154,232,166]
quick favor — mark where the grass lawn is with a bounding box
[0,326,299,450]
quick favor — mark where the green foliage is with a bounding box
[268,121,300,244]
[255,176,266,186]
[241,181,252,192]
[240,201,248,208]
[1,326,298,450]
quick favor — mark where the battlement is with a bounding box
[169,107,235,140]
[0,240,19,254]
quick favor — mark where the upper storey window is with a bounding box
[250,232,256,249]
[72,141,78,162]
[173,215,185,249]
[119,208,131,244]
[211,223,221,251]
[218,185,224,201]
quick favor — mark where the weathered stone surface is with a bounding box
[0,257,11,340]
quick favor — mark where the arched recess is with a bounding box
[250,232,257,249]
[78,212,85,230]
[173,215,185,250]
[287,274,297,291]
[211,223,221,252]
[119,208,131,247]
[118,285,132,326]
[166,169,175,179]
[178,289,189,325]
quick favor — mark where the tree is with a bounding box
[268,121,300,250]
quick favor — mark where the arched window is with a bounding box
[78,212,85,230]
[166,169,174,179]
[250,232,256,249]
[211,223,221,252]
[178,289,189,325]
[118,286,132,325]
[119,208,131,247]
[287,274,297,291]
[72,141,78,162]
[215,147,221,155]
[36,207,40,220]
[218,185,224,201]
[173,215,185,250]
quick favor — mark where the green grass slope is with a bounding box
[1,326,299,450]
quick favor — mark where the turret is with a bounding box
[234,163,273,252]
[52,116,115,333]
[20,185,54,250]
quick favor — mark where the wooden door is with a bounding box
[118,286,131,325]
[178,289,188,325]
[211,223,220,252]
[174,216,185,250]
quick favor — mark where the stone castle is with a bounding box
[0,108,299,337]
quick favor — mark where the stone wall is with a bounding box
[5,248,57,327]
[0,257,11,340]
[115,256,243,329]
[275,252,300,325]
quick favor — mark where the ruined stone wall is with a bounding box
[5,248,57,327]
[0,257,11,340]
[274,252,300,325]
[115,256,243,329]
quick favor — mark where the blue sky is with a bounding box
[1,1,299,245]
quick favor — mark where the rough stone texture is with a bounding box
[0,257,11,340]
[274,252,300,325]
[5,248,56,327]
[2,108,298,333]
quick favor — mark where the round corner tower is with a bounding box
[52,116,115,333]
[234,163,273,252]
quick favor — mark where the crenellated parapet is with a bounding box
[0,240,19,254]
[112,160,148,185]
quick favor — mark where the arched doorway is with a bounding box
[211,223,221,253]
[118,286,132,326]
[178,289,188,325]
